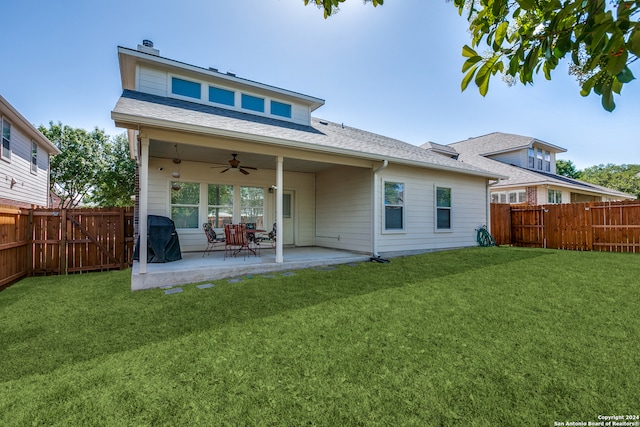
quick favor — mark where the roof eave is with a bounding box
[0,95,60,155]
[111,111,505,180]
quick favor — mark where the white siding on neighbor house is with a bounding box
[315,166,372,253]
[376,164,488,254]
[487,149,527,168]
[137,66,168,97]
[548,152,557,174]
[538,185,567,204]
[0,120,50,207]
[146,157,315,252]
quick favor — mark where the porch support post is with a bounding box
[276,155,284,263]
[138,135,150,274]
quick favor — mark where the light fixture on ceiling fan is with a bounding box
[213,153,257,175]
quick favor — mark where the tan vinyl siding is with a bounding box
[291,105,311,126]
[316,166,372,253]
[137,66,168,97]
[377,165,487,254]
[284,171,315,246]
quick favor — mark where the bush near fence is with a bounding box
[491,200,640,252]
[0,206,135,290]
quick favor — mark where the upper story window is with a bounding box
[536,148,543,170]
[1,118,11,161]
[436,186,452,230]
[384,181,404,231]
[31,141,38,174]
[241,94,264,113]
[271,100,292,118]
[171,77,201,99]
[209,86,235,106]
[529,147,552,172]
[544,151,551,172]
[528,148,535,169]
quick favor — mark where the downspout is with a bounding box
[372,160,388,257]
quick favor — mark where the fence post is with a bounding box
[119,208,125,270]
[27,209,33,277]
[60,209,67,275]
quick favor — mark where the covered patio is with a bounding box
[131,247,371,290]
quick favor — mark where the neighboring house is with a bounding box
[0,95,60,208]
[111,41,503,288]
[435,132,634,205]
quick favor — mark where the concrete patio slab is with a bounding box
[131,247,370,290]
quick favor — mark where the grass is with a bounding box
[1,247,639,426]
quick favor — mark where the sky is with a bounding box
[2,0,638,170]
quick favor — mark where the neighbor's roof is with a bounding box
[453,150,634,199]
[111,90,504,179]
[449,132,566,156]
[0,95,60,155]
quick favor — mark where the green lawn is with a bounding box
[1,247,638,426]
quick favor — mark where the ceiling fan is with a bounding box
[214,153,257,175]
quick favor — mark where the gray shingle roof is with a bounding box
[449,132,566,155]
[112,90,502,178]
[451,138,633,199]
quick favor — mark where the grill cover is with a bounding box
[133,215,182,263]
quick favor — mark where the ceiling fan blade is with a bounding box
[241,166,257,170]
[239,168,250,175]
[220,168,230,173]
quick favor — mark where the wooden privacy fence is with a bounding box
[491,201,640,252]
[0,207,135,289]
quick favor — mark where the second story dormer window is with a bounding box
[544,151,551,172]
[172,77,201,99]
[528,147,552,172]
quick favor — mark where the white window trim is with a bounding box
[434,185,453,233]
[31,140,38,175]
[169,181,201,230]
[1,117,11,162]
[166,74,296,123]
[382,180,405,234]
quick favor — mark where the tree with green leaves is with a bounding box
[456,0,638,111]
[39,122,135,208]
[579,163,640,198]
[306,0,639,111]
[304,0,383,18]
[556,159,581,178]
[86,133,136,207]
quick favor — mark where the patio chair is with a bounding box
[244,222,261,256]
[202,223,225,257]
[245,222,257,243]
[257,223,276,252]
[223,224,252,260]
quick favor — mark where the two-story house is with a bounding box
[0,95,60,208]
[433,132,634,205]
[111,41,504,290]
